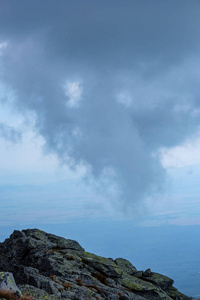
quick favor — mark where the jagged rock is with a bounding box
[15,265,63,295]
[142,271,174,290]
[19,284,59,300]
[143,268,152,277]
[0,272,22,297]
[115,258,137,275]
[0,229,192,300]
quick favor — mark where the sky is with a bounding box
[1,1,200,296]
[0,0,200,227]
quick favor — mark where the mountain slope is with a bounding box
[0,229,191,300]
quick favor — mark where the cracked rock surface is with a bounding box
[0,229,192,300]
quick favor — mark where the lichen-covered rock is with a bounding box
[115,258,137,275]
[82,252,123,277]
[0,229,192,300]
[120,273,156,292]
[19,284,59,300]
[0,272,22,297]
[142,271,174,290]
[15,265,63,296]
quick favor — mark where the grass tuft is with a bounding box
[75,278,83,286]
[92,272,108,285]
[86,284,102,294]
[0,290,34,300]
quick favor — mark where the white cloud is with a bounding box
[0,41,7,56]
[116,92,132,107]
[0,127,89,184]
[0,100,86,182]
[160,133,200,168]
[64,81,82,108]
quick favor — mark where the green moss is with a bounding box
[0,272,22,297]
[29,229,46,240]
[19,284,58,300]
[143,272,174,290]
[151,272,173,284]
[8,276,13,285]
[84,252,119,269]
[121,274,156,291]
[83,252,123,276]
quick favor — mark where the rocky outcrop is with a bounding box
[0,272,22,297]
[0,229,191,300]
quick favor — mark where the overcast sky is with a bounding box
[1,0,200,226]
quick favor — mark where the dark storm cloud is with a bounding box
[1,1,200,66]
[0,0,200,208]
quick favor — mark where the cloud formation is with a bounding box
[0,123,21,143]
[1,0,200,209]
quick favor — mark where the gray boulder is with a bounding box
[0,272,22,297]
[0,229,192,300]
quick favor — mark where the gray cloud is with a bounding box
[0,123,22,143]
[0,0,200,209]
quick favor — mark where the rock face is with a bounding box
[0,229,191,300]
[0,272,22,297]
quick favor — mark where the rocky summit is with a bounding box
[0,229,191,300]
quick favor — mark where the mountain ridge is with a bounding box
[0,229,193,300]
